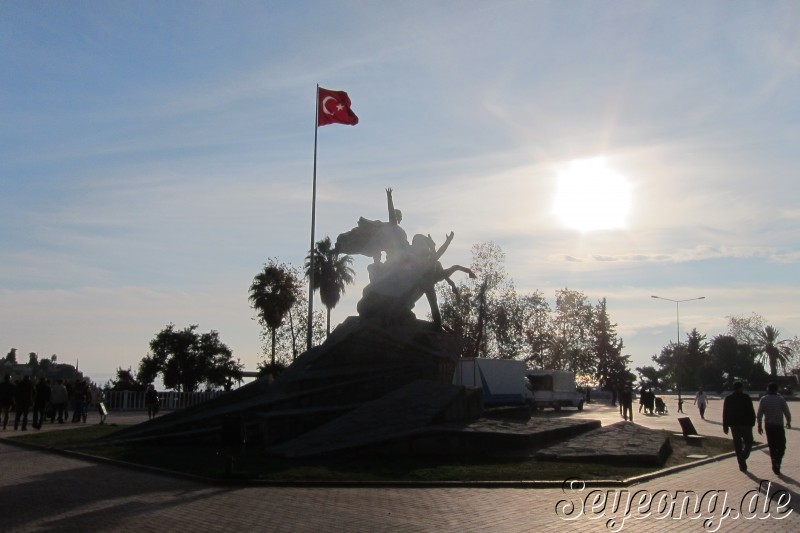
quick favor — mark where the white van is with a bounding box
[525,369,584,411]
[452,358,533,407]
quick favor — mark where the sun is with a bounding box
[553,157,632,232]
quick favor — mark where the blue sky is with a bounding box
[2,1,799,385]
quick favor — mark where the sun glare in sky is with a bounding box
[553,157,632,232]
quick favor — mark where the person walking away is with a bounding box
[75,380,90,422]
[757,382,792,476]
[145,384,160,420]
[0,374,15,430]
[13,375,34,430]
[722,381,756,471]
[71,380,86,422]
[32,377,51,430]
[93,388,107,424]
[677,393,684,414]
[50,379,69,423]
[638,386,646,413]
[694,386,708,419]
[646,388,656,414]
[620,386,634,422]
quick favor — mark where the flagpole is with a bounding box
[307,85,319,352]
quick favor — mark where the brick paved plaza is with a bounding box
[2,396,798,532]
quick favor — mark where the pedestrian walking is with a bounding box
[757,382,792,476]
[13,375,34,430]
[93,388,108,424]
[32,377,51,430]
[50,379,69,423]
[638,386,646,413]
[145,384,160,420]
[71,380,88,423]
[694,386,708,419]
[646,388,656,414]
[722,381,756,471]
[0,374,15,430]
[620,385,634,422]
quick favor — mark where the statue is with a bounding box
[335,189,475,328]
[334,188,408,261]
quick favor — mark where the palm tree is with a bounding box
[248,260,299,367]
[756,325,793,377]
[305,237,355,335]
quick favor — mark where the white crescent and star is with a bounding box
[321,96,345,115]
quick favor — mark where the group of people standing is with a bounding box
[638,386,657,414]
[617,386,665,421]
[0,374,97,431]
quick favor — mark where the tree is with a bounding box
[650,329,709,389]
[726,313,766,347]
[38,357,52,378]
[438,242,525,360]
[635,365,665,390]
[28,352,39,377]
[5,348,17,364]
[519,291,552,368]
[138,324,243,392]
[550,289,594,373]
[305,236,355,336]
[755,325,793,377]
[106,367,146,391]
[250,262,325,372]
[706,335,765,391]
[786,336,800,374]
[437,243,628,375]
[249,259,300,367]
[592,298,632,392]
[262,287,325,367]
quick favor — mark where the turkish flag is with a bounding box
[317,87,359,126]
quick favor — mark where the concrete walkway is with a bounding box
[1,399,798,532]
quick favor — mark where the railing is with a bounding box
[102,390,225,411]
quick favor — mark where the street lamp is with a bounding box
[651,295,705,346]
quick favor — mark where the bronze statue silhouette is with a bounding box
[334,188,408,261]
[334,189,474,328]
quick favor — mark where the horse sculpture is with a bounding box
[334,189,475,329]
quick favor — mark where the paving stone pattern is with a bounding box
[2,399,799,531]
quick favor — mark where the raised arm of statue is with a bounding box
[441,265,476,279]
[386,188,401,225]
[434,232,454,260]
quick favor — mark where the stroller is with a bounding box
[655,396,668,415]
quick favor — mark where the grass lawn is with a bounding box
[7,424,734,483]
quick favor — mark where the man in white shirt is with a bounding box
[757,382,792,476]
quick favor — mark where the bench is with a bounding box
[676,417,705,445]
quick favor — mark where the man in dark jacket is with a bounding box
[0,374,14,430]
[13,375,34,431]
[722,381,756,472]
[32,377,51,429]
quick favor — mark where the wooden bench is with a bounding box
[676,417,705,445]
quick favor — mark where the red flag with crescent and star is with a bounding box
[317,87,359,126]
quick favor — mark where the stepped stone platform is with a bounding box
[535,421,672,466]
[105,317,470,447]
[270,385,601,458]
[432,416,602,455]
[269,379,479,457]
[100,314,672,466]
